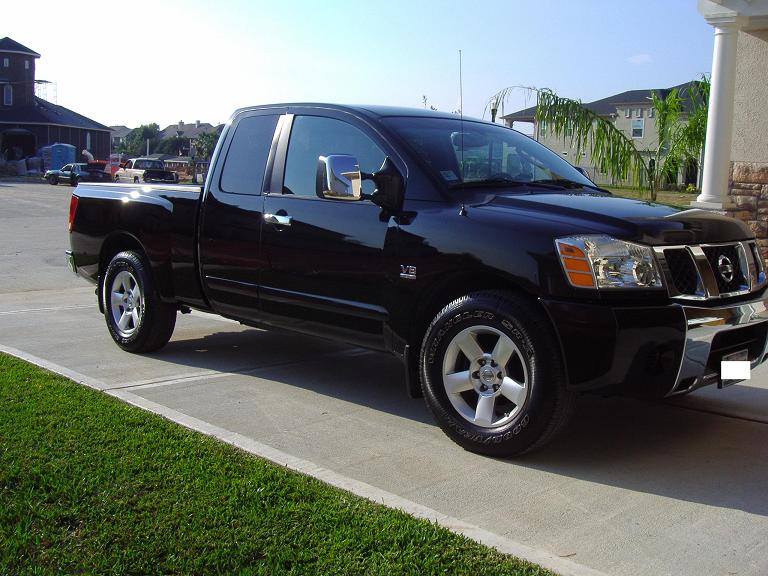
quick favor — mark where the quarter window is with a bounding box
[631,118,644,138]
[283,115,385,196]
[219,114,279,195]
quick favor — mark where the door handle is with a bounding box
[264,213,292,226]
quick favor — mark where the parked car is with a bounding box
[67,104,768,457]
[114,158,178,184]
[44,162,112,186]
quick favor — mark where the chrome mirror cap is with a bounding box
[316,154,362,200]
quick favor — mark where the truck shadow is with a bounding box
[156,326,768,517]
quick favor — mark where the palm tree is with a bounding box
[486,79,710,201]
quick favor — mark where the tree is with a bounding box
[193,131,219,160]
[486,79,710,201]
[119,124,161,157]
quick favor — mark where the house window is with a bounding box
[86,132,91,150]
[636,108,643,118]
[25,60,29,70]
[624,108,630,118]
[648,108,655,118]
[2,58,8,67]
[3,85,12,106]
[631,118,644,138]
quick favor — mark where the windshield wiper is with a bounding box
[531,178,610,193]
[450,178,566,190]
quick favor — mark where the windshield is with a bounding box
[382,116,594,188]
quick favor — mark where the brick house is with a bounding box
[695,0,768,265]
[0,37,110,163]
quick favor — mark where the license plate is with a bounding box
[719,349,750,388]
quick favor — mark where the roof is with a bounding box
[0,96,110,131]
[0,37,40,58]
[502,81,705,122]
[160,121,217,140]
[109,125,132,138]
[232,103,485,123]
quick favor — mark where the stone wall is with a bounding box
[726,161,768,266]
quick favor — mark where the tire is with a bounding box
[48,175,58,185]
[114,174,120,183]
[419,290,575,457]
[102,251,176,353]
[70,176,79,187]
[133,176,140,184]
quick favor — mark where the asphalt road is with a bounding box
[2,180,768,576]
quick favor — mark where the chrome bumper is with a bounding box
[670,291,768,395]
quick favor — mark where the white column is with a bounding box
[695,23,739,207]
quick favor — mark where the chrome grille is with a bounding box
[654,241,767,300]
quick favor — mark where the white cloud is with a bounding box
[627,53,653,65]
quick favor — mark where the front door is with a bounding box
[259,112,397,349]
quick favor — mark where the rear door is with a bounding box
[197,108,285,321]
[258,110,398,349]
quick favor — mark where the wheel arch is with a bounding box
[404,270,553,355]
[97,232,174,312]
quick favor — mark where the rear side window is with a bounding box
[220,114,279,195]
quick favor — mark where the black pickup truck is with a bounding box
[67,104,768,456]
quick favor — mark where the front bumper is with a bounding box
[541,289,768,398]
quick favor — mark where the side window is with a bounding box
[283,115,386,196]
[220,114,279,195]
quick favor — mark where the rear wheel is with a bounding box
[420,290,575,457]
[102,251,176,352]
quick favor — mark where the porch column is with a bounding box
[695,22,739,207]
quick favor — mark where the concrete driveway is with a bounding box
[2,181,768,576]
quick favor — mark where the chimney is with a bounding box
[178,120,183,130]
[195,120,200,128]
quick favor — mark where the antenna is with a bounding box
[459,49,467,216]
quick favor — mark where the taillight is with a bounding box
[69,195,79,232]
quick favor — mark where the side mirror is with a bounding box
[316,155,362,201]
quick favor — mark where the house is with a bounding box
[0,37,111,163]
[160,120,216,156]
[501,82,704,187]
[109,125,132,149]
[696,0,768,265]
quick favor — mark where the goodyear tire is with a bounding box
[420,290,575,457]
[102,251,176,353]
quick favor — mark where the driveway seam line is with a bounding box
[0,342,608,576]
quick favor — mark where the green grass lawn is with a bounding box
[0,353,553,576]
[604,186,697,210]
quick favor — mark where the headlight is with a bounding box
[555,235,663,290]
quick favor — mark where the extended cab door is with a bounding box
[259,110,398,349]
[197,108,285,322]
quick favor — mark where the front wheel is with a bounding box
[102,251,176,352]
[420,291,575,457]
[48,175,58,185]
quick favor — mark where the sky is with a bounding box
[6,0,715,131]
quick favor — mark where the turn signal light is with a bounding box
[556,240,596,288]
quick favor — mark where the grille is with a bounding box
[663,248,700,295]
[655,241,766,300]
[702,245,747,294]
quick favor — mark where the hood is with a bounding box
[475,192,753,245]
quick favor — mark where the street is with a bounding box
[2,180,768,576]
